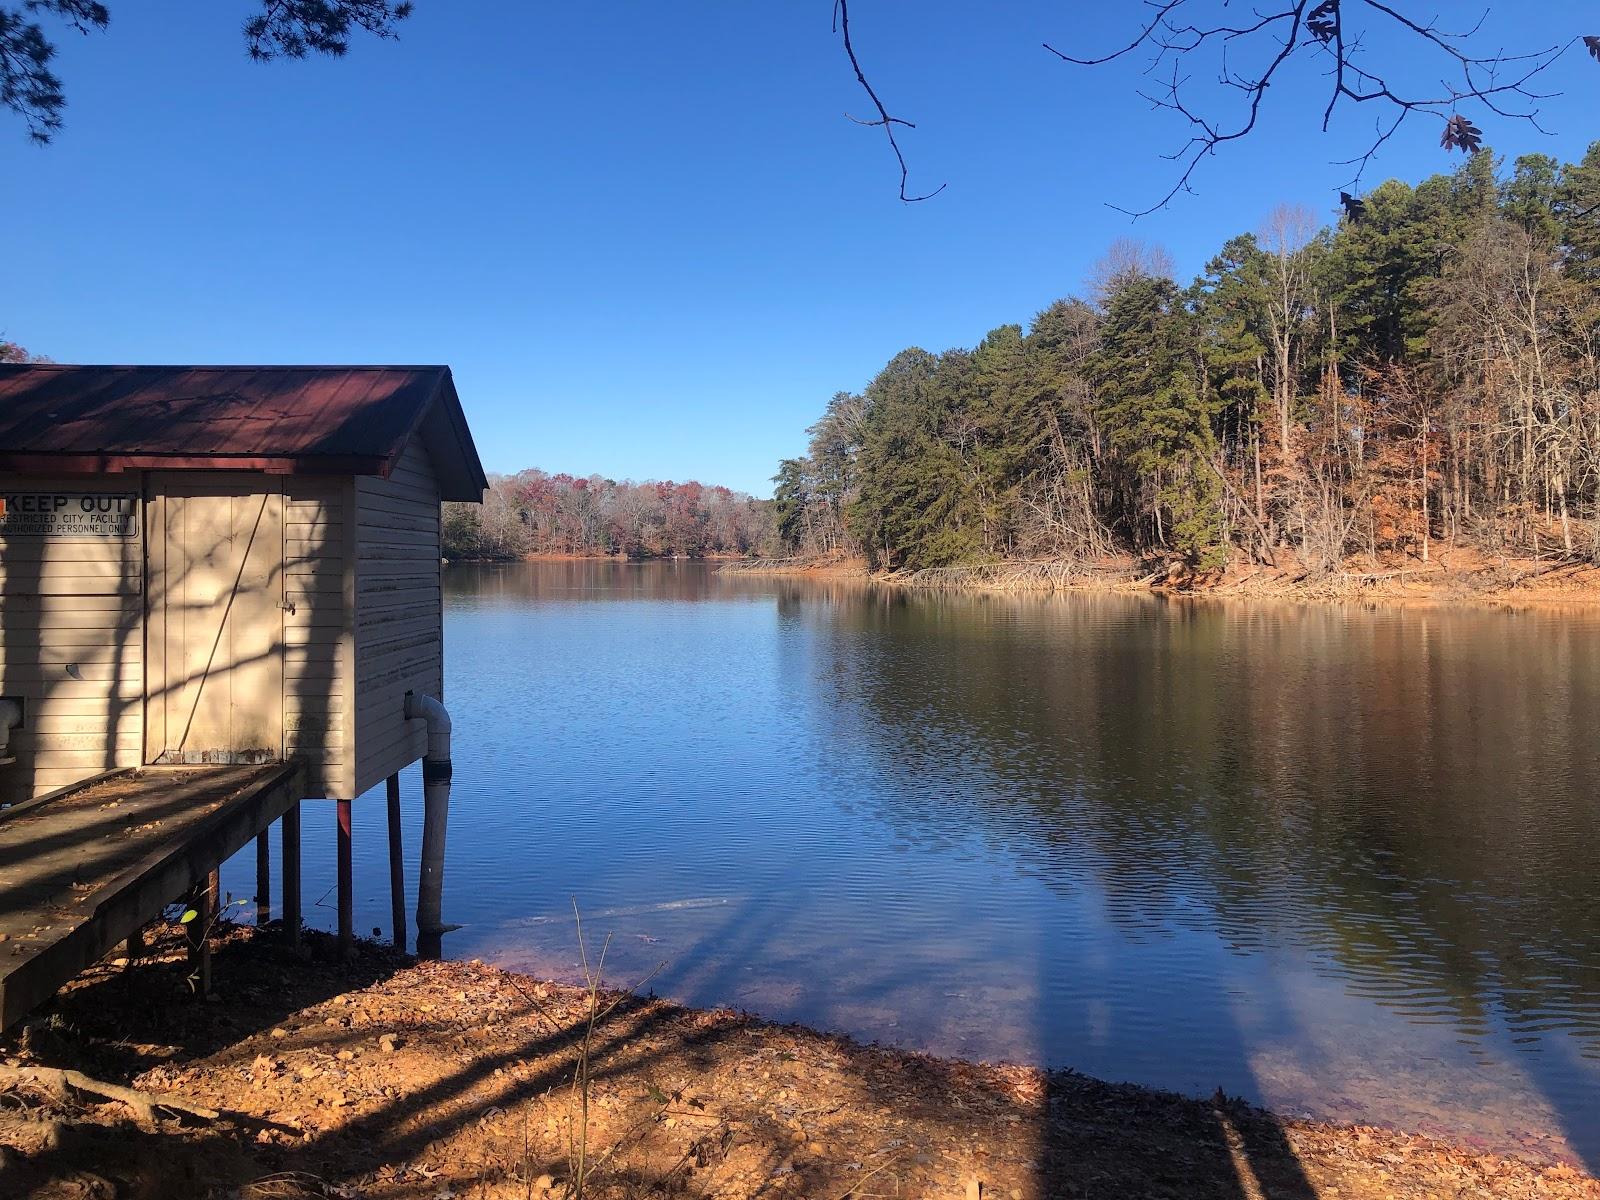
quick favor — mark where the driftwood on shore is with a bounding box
[718,557,1145,592]
[1337,565,1447,583]
[716,557,819,574]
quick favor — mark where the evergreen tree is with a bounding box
[781,144,1600,576]
[1192,235,1270,456]
[1092,275,1227,567]
[1557,142,1600,292]
[1502,154,1565,246]
[849,348,981,569]
[772,458,810,550]
[1325,152,1498,364]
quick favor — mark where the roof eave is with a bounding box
[390,368,487,503]
[0,453,393,476]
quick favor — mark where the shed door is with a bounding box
[147,481,284,763]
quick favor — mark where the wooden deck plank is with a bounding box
[0,763,303,1029]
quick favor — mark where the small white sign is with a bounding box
[0,493,139,538]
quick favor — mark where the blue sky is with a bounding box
[5,2,1596,495]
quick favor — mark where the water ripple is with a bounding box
[229,563,1600,1166]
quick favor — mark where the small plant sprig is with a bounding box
[502,899,667,1200]
[175,893,249,994]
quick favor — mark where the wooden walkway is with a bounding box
[0,764,303,1029]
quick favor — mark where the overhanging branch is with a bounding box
[1046,1,1589,215]
[834,0,946,203]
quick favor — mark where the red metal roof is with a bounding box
[0,365,486,501]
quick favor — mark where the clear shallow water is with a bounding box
[227,561,1600,1164]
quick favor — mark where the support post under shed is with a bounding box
[203,868,219,994]
[386,773,406,953]
[187,868,219,996]
[337,798,354,957]
[256,830,271,927]
[283,802,301,949]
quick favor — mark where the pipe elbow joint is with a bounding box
[404,691,452,736]
[404,691,453,781]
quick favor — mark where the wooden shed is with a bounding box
[0,365,487,807]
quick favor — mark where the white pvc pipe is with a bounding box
[403,692,455,957]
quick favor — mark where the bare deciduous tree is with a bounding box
[1044,2,1596,213]
[1258,204,1319,460]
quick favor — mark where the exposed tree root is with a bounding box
[0,1066,219,1125]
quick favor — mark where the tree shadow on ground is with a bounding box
[2,926,723,1197]
[11,923,405,1085]
[6,919,1583,1200]
[0,922,1334,1200]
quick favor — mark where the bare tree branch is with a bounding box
[834,0,945,203]
[1046,1,1587,216]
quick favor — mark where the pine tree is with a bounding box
[1558,142,1600,292]
[849,348,981,569]
[1193,235,1270,451]
[1502,154,1565,246]
[771,458,810,551]
[1091,275,1226,567]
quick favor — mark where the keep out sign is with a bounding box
[0,493,139,538]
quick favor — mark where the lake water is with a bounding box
[228,561,1600,1165]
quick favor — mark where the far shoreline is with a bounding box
[715,553,1600,610]
[445,551,753,564]
[440,552,1600,609]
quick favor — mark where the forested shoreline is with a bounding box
[772,146,1600,579]
[441,471,770,560]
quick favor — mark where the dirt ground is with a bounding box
[1,925,1596,1200]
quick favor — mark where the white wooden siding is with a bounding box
[0,476,145,803]
[284,478,356,799]
[2,445,448,806]
[352,436,441,795]
[144,479,287,765]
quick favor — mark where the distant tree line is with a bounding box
[0,340,45,363]
[443,470,772,561]
[773,144,1600,575]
